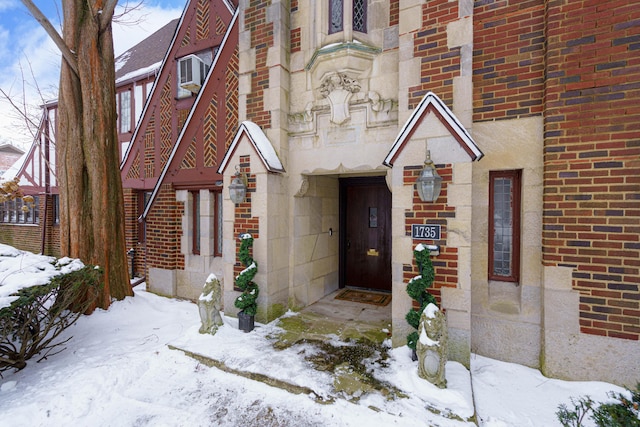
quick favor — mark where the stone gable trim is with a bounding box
[383,91,483,167]
[217,121,285,174]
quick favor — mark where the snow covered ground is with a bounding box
[0,247,628,426]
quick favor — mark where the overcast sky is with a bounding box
[0,0,185,148]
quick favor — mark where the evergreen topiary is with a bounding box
[406,243,437,351]
[234,234,259,317]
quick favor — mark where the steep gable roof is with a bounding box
[383,91,483,166]
[120,0,237,173]
[140,7,239,220]
[115,18,180,85]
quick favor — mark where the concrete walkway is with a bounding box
[276,289,392,348]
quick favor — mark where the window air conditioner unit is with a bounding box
[179,55,208,93]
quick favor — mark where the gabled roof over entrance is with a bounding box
[383,91,483,166]
[218,121,285,174]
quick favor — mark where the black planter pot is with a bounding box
[238,311,255,333]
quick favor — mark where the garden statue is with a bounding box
[198,274,223,335]
[416,303,448,388]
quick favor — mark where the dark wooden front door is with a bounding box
[340,177,392,291]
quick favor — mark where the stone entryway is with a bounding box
[276,289,392,346]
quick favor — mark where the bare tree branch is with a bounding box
[19,0,79,77]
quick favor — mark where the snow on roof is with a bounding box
[0,151,28,183]
[114,18,179,85]
[383,91,483,167]
[115,61,163,85]
[217,121,285,174]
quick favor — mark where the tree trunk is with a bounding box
[57,0,132,311]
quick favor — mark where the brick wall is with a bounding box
[123,188,146,278]
[403,164,457,306]
[0,195,60,257]
[233,155,260,286]
[389,0,399,27]
[245,0,273,127]
[473,0,545,121]
[145,184,185,275]
[409,0,460,109]
[543,0,640,340]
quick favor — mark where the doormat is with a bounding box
[334,289,391,306]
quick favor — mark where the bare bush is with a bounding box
[0,265,103,374]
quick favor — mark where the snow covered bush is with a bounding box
[0,264,103,374]
[556,383,640,427]
[234,233,259,316]
[405,244,437,351]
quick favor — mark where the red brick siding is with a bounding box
[409,0,460,109]
[245,0,273,128]
[543,0,640,340]
[403,164,457,306]
[233,155,260,286]
[389,0,399,27]
[225,48,239,151]
[123,188,146,278]
[0,195,60,257]
[291,27,301,53]
[473,0,545,121]
[145,184,185,274]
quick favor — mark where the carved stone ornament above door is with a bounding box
[320,72,361,125]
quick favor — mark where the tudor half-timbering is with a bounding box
[121,0,239,300]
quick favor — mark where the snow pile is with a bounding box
[0,245,84,309]
[0,245,628,426]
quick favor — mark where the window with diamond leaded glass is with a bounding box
[353,0,366,33]
[488,170,521,282]
[329,0,367,35]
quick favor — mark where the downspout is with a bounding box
[40,112,51,255]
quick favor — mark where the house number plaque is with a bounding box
[412,224,441,240]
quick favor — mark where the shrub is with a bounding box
[0,265,103,374]
[406,244,437,351]
[234,234,259,317]
[557,383,640,427]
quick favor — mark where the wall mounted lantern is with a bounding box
[229,167,247,204]
[415,150,442,202]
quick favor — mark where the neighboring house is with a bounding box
[0,143,25,177]
[3,0,639,387]
[0,18,178,256]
